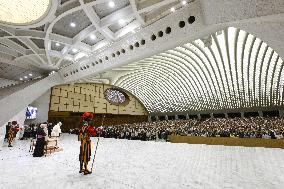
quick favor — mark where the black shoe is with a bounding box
[83,170,92,175]
[8,145,12,147]
[79,169,85,173]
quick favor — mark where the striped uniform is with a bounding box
[7,128,14,146]
[78,126,96,163]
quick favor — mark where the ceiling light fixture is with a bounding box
[49,71,56,76]
[55,42,60,47]
[90,34,96,40]
[24,76,28,79]
[20,78,23,81]
[182,0,187,5]
[72,48,78,53]
[118,19,125,25]
[29,73,33,76]
[70,22,76,27]
[108,1,115,8]
[170,7,175,12]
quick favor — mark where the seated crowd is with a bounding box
[72,116,284,141]
[182,116,284,139]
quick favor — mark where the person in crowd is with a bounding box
[78,112,96,175]
[33,123,47,157]
[48,123,53,138]
[11,121,19,138]
[29,124,37,139]
[4,122,11,141]
[97,126,104,136]
[22,125,31,139]
[18,124,25,140]
[42,122,49,141]
[70,128,80,135]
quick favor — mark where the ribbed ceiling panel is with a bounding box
[113,27,284,113]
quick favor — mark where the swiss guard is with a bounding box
[78,112,96,175]
[7,121,18,147]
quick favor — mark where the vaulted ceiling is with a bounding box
[82,27,284,113]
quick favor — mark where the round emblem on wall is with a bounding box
[104,88,129,105]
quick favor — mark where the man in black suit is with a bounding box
[48,123,53,138]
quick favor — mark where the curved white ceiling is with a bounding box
[111,27,284,113]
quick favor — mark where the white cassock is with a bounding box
[51,122,62,137]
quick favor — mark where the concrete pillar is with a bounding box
[165,115,168,120]
[155,116,159,121]
[225,113,228,118]
[279,110,284,118]
[241,112,244,118]
[175,115,179,120]
[148,116,152,122]
[258,111,263,117]
[186,114,189,120]
[197,114,201,119]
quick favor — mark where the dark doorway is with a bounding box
[213,113,225,118]
[188,114,198,119]
[263,110,279,117]
[168,116,175,120]
[159,116,166,121]
[227,112,241,118]
[244,112,259,117]
[178,115,186,120]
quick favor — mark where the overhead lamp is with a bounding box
[182,0,187,5]
[29,73,33,76]
[170,7,175,12]
[24,76,28,79]
[55,42,60,47]
[108,1,115,8]
[90,34,96,40]
[49,71,56,76]
[20,78,23,81]
[72,48,78,53]
[70,22,76,27]
[118,19,125,25]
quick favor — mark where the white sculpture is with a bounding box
[51,122,62,137]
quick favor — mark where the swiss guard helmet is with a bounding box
[82,112,94,126]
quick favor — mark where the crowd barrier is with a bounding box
[168,135,284,149]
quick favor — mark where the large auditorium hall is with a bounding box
[0,0,284,188]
